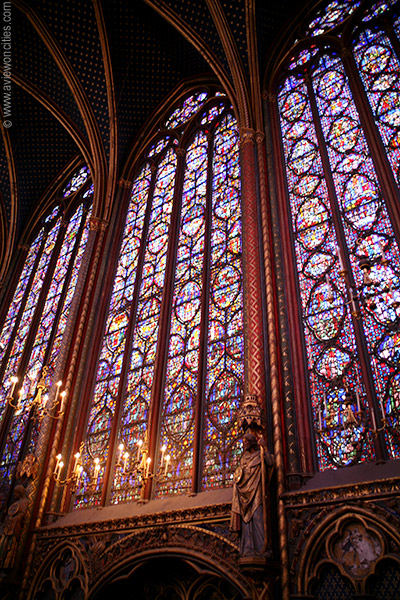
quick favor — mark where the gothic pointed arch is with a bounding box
[67,86,245,509]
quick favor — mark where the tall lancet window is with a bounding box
[78,90,244,508]
[276,0,400,470]
[0,167,92,501]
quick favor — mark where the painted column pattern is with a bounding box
[239,129,266,403]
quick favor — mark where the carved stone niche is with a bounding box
[293,506,400,599]
[28,543,88,600]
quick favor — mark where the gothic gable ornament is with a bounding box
[238,395,265,431]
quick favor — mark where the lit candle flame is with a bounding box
[164,454,170,475]
[136,439,143,462]
[9,376,18,398]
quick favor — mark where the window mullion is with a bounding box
[41,206,90,371]
[191,131,214,494]
[14,220,69,381]
[101,165,158,506]
[0,233,47,380]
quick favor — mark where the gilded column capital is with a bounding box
[176,147,187,158]
[118,177,133,189]
[89,216,109,232]
[262,92,276,103]
[341,47,351,59]
[255,131,265,144]
[239,128,256,146]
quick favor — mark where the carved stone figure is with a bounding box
[230,431,274,557]
[333,522,382,577]
[0,485,29,571]
[16,454,39,480]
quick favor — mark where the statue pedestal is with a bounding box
[239,555,268,571]
[238,556,280,600]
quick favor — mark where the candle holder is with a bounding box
[53,443,84,492]
[370,416,387,435]
[317,388,365,433]
[334,239,400,321]
[113,435,174,502]
[369,392,388,435]
[6,367,65,422]
[346,287,362,320]
[342,396,363,429]
[354,240,400,315]
[57,433,175,502]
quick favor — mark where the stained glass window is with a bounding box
[77,90,244,508]
[63,166,90,197]
[277,1,400,469]
[306,0,360,37]
[0,171,92,501]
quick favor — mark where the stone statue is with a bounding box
[0,485,29,571]
[230,431,274,557]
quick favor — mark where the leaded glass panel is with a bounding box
[77,91,244,507]
[277,1,400,469]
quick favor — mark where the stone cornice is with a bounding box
[38,502,232,539]
[282,476,400,508]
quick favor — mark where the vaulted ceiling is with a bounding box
[0,0,313,278]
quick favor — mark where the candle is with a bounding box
[372,362,380,387]
[76,465,83,485]
[356,390,361,413]
[136,439,143,462]
[118,443,124,463]
[350,288,357,315]
[380,240,386,261]
[371,409,376,431]
[94,458,100,480]
[60,391,67,414]
[338,246,345,272]
[146,457,151,478]
[164,454,170,475]
[57,461,64,479]
[160,444,166,468]
[9,376,18,398]
[54,453,62,475]
[73,452,80,474]
[123,451,129,473]
[55,380,62,405]
[379,397,386,419]
[17,390,23,410]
